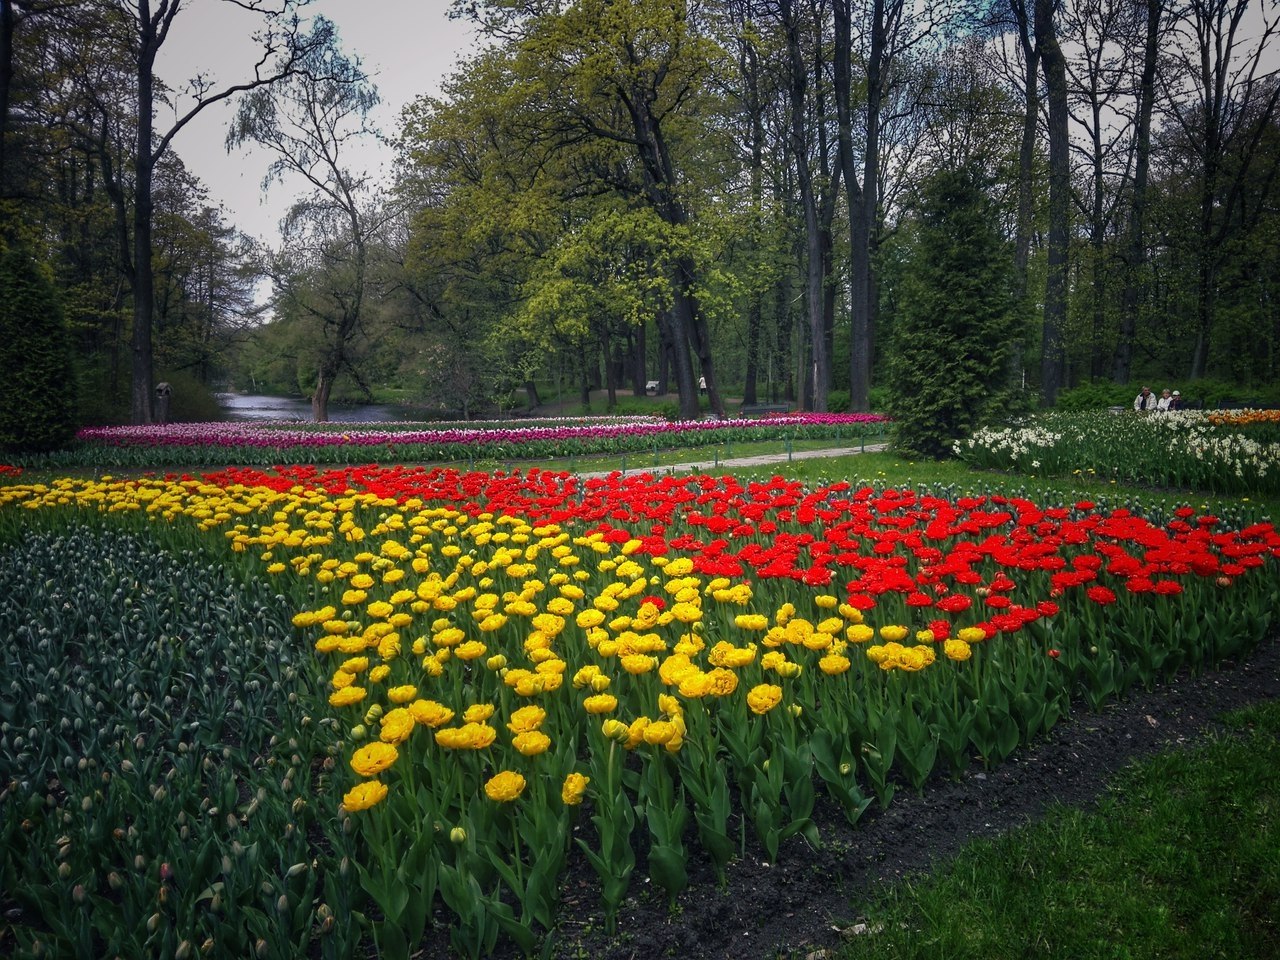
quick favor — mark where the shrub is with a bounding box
[1056,378,1280,412]
[73,365,224,425]
[154,370,225,422]
[1055,381,1136,410]
[0,241,78,452]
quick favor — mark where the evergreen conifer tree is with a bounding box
[0,241,78,453]
[889,165,1020,458]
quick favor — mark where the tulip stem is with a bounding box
[512,814,524,892]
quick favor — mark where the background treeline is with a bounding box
[2,0,1277,428]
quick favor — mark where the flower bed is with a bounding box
[41,413,890,469]
[1,465,1277,958]
[955,410,1280,495]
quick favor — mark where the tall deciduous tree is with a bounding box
[1061,0,1137,379]
[111,0,320,424]
[1113,0,1162,383]
[1034,0,1068,406]
[1161,0,1280,380]
[456,0,732,420]
[777,0,829,411]
[1003,0,1040,309]
[228,16,382,422]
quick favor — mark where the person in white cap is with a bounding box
[1169,390,1182,410]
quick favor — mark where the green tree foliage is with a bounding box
[888,164,1019,458]
[442,0,744,418]
[0,240,77,452]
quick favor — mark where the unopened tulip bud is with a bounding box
[450,826,467,845]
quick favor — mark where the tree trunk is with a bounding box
[833,0,861,410]
[1090,154,1106,380]
[744,293,761,406]
[776,240,797,404]
[678,258,725,417]
[621,74,724,420]
[856,0,888,413]
[821,219,836,391]
[312,366,335,422]
[657,316,671,395]
[1191,251,1214,380]
[781,0,827,413]
[631,322,646,396]
[604,331,617,409]
[1113,0,1159,384]
[1036,0,1069,406]
[131,6,158,425]
[1009,0,1037,293]
[835,0,891,412]
[740,18,766,408]
[1010,0,1038,393]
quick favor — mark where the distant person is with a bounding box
[1169,390,1182,410]
[1134,385,1157,411]
[155,381,172,424]
[1157,388,1173,411]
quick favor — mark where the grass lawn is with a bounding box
[833,700,1280,960]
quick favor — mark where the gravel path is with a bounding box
[576,443,889,479]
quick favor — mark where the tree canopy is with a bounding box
[3,0,1277,433]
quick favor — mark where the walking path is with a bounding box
[576,443,888,479]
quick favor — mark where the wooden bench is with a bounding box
[739,403,792,418]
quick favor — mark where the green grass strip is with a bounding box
[839,700,1280,960]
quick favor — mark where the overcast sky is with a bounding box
[157,0,478,247]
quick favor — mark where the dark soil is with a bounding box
[538,634,1280,960]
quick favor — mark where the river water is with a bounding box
[216,393,424,423]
